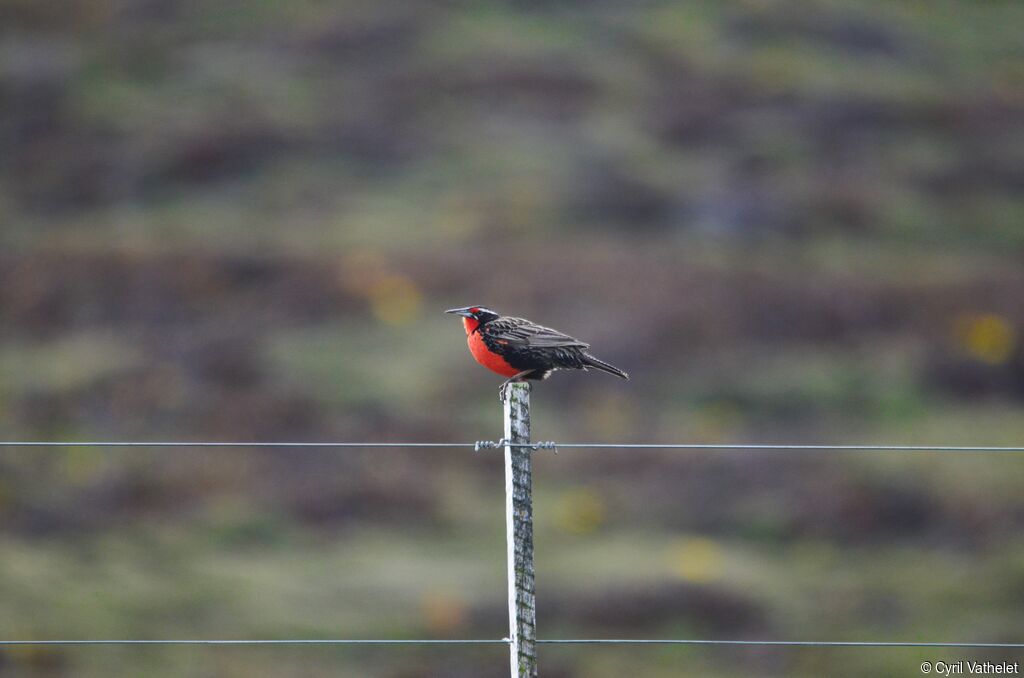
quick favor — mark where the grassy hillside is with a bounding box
[1,0,1023,676]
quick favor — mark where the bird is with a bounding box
[445,306,628,391]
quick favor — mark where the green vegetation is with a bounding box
[1,0,1023,675]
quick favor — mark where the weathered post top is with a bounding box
[501,381,537,678]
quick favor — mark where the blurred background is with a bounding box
[2,0,1023,676]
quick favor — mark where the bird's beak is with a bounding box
[445,307,475,319]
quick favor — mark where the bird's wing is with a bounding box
[486,317,590,349]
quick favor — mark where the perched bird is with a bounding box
[445,306,628,390]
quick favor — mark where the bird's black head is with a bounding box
[444,306,501,328]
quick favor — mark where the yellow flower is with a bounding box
[665,536,724,584]
[554,488,607,535]
[368,275,422,327]
[952,313,1016,365]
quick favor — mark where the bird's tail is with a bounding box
[582,353,629,380]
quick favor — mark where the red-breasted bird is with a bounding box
[445,306,628,390]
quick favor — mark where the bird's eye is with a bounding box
[469,307,480,315]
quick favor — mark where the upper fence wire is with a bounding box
[3,441,1024,452]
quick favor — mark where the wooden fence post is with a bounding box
[502,381,538,677]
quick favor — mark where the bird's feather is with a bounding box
[482,316,590,349]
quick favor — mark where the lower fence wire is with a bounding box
[3,439,1022,651]
[0,640,508,646]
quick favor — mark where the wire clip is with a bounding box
[474,439,558,454]
[474,439,507,452]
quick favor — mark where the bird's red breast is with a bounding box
[465,322,521,377]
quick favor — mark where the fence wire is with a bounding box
[2,438,1022,650]
[1,639,1022,648]
[2,441,1024,452]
